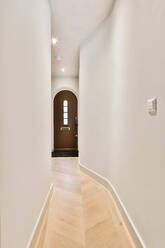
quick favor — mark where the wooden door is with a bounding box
[54,90,78,150]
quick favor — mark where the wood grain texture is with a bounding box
[54,91,78,149]
[39,158,135,248]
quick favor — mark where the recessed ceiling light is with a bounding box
[61,68,65,72]
[52,38,58,45]
[55,55,62,61]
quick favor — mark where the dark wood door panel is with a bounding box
[54,90,78,149]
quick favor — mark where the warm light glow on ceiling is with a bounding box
[52,38,58,45]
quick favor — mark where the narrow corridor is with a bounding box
[1,1,165,247]
[42,158,134,248]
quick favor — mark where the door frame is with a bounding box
[51,88,78,152]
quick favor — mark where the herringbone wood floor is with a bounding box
[42,158,134,248]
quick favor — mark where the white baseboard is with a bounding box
[26,184,53,248]
[79,159,146,248]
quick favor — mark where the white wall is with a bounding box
[51,76,79,150]
[52,76,79,98]
[79,0,165,247]
[0,1,51,247]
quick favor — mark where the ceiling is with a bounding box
[50,0,114,77]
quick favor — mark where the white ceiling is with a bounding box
[50,0,114,77]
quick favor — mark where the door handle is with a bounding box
[60,127,70,131]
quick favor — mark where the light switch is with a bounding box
[147,98,157,115]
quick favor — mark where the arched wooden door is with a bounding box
[53,90,78,157]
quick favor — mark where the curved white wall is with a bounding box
[79,0,165,247]
[52,76,79,99]
[0,0,51,247]
[51,77,79,151]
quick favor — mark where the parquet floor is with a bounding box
[42,158,134,248]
